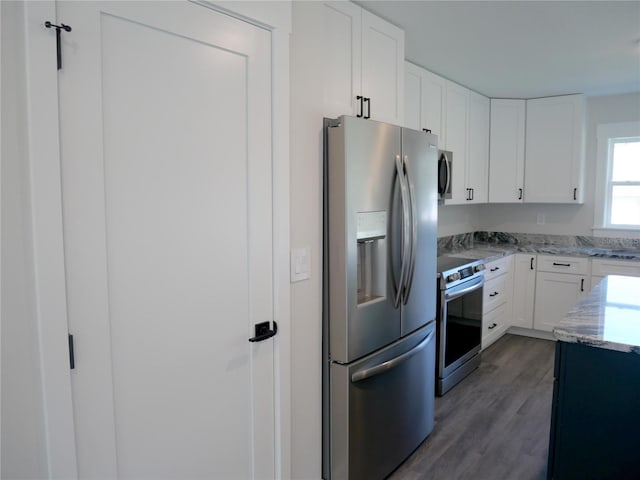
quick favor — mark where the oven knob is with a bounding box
[474,264,485,273]
[447,273,461,282]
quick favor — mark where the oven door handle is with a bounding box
[445,276,483,301]
[351,329,435,383]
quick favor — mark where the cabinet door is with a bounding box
[421,69,446,147]
[524,95,585,203]
[361,9,404,125]
[322,1,361,118]
[512,254,536,328]
[404,62,422,130]
[489,99,525,203]
[443,81,469,205]
[534,272,586,332]
[467,91,490,203]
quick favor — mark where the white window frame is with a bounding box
[593,121,640,238]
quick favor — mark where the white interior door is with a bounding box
[57,2,276,478]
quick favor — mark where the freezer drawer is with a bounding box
[328,322,436,480]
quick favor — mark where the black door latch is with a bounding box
[248,321,278,342]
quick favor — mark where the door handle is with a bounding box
[248,321,278,342]
[489,292,499,297]
[402,155,418,304]
[530,257,535,270]
[364,97,371,119]
[488,323,498,330]
[518,188,523,200]
[580,278,585,292]
[553,262,571,267]
[351,329,434,382]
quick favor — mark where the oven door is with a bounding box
[438,275,483,380]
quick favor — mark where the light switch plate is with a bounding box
[290,247,311,282]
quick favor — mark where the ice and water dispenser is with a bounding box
[356,211,387,305]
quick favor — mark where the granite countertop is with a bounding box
[443,243,640,264]
[553,275,640,354]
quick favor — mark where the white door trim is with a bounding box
[26,1,291,478]
[23,2,78,478]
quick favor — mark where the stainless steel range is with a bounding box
[436,256,485,395]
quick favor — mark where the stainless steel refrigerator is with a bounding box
[323,116,438,480]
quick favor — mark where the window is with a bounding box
[607,138,640,226]
[595,122,640,235]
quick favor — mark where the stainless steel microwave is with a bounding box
[438,150,453,202]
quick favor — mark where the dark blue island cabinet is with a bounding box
[547,341,640,479]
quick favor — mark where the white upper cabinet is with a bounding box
[444,81,469,204]
[467,91,490,203]
[404,62,446,145]
[524,94,586,203]
[323,2,404,124]
[361,10,405,124]
[322,1,362,119]
[404,63,489,204]
[489,99,526,203]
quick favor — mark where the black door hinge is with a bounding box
[45,21,72,70]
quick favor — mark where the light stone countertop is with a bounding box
[553,275,640,354]
[443,243,640,263]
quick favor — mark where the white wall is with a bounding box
[1,2,48,478]
[476,92,640,236]
[290,2,324,478]
[437,204,480,237]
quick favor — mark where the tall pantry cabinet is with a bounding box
[322,1,405,124]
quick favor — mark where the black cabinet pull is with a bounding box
[364,97,371,119]
[422,128,432,133]
[488,323,498,330]
[248,321,278,342]
[490,267,500,272]
[580,278,585,292]
[356,96,363,118]
[553,262,571,267]
[68,334,75,369]
[489,291,499,297]
[573,188,577,200]
[530,257,534,270]
[518,188,523,200]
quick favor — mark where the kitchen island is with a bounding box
[548,275,640,479]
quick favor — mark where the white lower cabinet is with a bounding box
[511,254,537,328]
[482,256,513,349]
[533,255,590,332]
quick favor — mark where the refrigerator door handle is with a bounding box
[402,155,418,305]
[351,328,435,383]
[394,155,411,308]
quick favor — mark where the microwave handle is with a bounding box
[438,152,451,195]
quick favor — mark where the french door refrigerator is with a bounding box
[323,116,438,480]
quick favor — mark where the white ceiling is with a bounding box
[356,1,640,98]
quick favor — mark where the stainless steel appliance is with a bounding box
[437,150,453,202]
[436,256,485,396]
[323,116,438,480]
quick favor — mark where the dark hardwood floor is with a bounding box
[389,334,556,480]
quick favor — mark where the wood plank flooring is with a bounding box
[389,334,556,480]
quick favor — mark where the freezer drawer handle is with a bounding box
[248,321,278,342]
[351,329,434,383]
